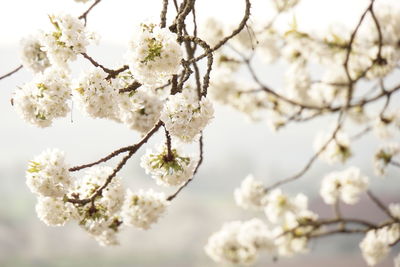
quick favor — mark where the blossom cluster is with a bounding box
[126,23,183,87]
[360,224,400,266]
[205,219,275,265]
[14,67,71,128]
[160,90,214,143]
[15,13,216,146]
[141,144,197,187]
[374,143,400,176]
[19,14,93,72]
[206,174,320,265]
[73,67,119,120]
[16,10,215,249]
[320,167,369,205]
[206,166,399,266]
[26,149,169,246]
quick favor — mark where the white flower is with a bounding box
[366,45,400,79]
[389,203,400,220]
[374,143,400,176]
[237,218,276,252]
[340,167,369,204]
[127,23,182,87]
[205,221,257,265]
[285,60,313,105]
[41,14,91,68]
[266,108,290,132]
[20,34,50,73]
[309,67,349,105]
[36,196,73,226]
[284,209,319,237]
[273,0,300,12]
[117,89,163,133]
[140,144,196,187]
[373,113,400,140]
[369,6,400,47]
[74,166,125,216]
[234,174,267,210]
[72,167,124,246]
[282,35,312,63]
[26,148,72,197]
[256,29,281,63]
[314,130,351,164]
[264,189,308,224]
[73,67,120,121]
[360,229,391,266]
[383,223,400,244]
[121,189,169,230]
[320,167,368,205]
[320,171,341,205]
[209,70,268,121]
[160,89,214,142]
[199,18,226,47]
[274,211,315,256]
[274,226,309,257]
[94,227,120,247]
[14,67,71,128]
[81,215,123,246]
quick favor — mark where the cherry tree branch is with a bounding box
[265,111,345,191]
[0,65,23,81]
[367,190,396,220]
[79,0,102,26]
[167,134,204,201]
[69,121,162,172]
[160,0,169,28]
[193,0,251,62]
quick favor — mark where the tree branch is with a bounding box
[0,65,23,81]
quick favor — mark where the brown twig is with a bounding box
[79,0,101,26]
[265,111,345,191]
[81,53,129,80]
[118,81,141,93]
[367,190,396,220]
[167,134,204,201]
[180,35,213,96]
[0,65,23,80]
[160,0,169,28]
[193,0,251,62]
[164,126,173,161]
[69,121,162,172]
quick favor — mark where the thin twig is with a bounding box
[79,0,101,26]
[193,0,251,62]
[265,112,345,191]
[0,65,23,80]
[367,190,395,220]
[69,121,162,172]
[167,134,204,201]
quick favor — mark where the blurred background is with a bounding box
[0,0,399,266]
